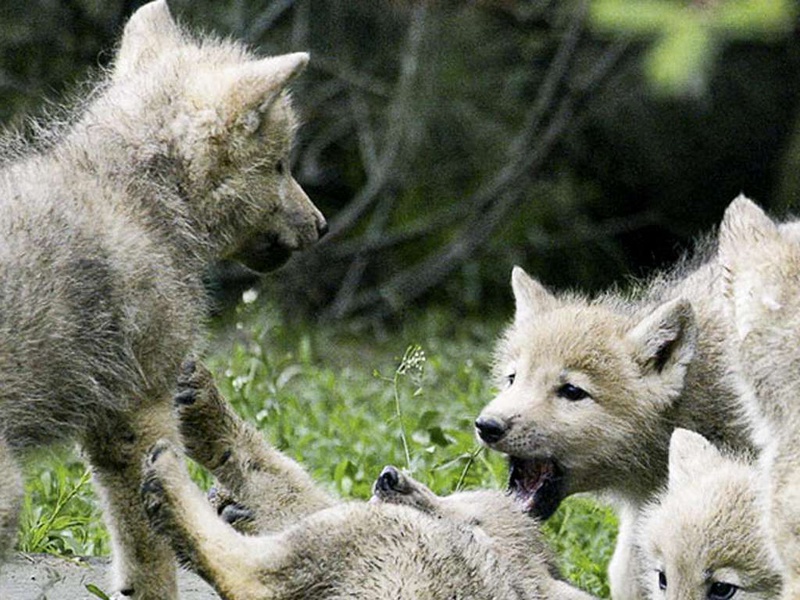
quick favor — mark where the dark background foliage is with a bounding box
[2,0,798,320]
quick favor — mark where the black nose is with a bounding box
[475,417,508,444]
[317,219,329,238]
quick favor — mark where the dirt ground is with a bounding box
[0,553,218,599]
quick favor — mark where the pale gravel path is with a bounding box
[0,553,218,599]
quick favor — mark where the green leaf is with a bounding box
[590,0,686,35]
[715,0,797,39]
[646,21,714,95]
[85,583,111,600]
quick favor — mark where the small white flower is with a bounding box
[398,345,426,375]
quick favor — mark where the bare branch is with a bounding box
[324,4,428,240]
[328,22,633,318]
[244,0,295,42]
[311,56,393,99]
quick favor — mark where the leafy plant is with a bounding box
[19,453,109,556]
[590,0,797,95]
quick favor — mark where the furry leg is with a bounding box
[84,400,180,600]
[608,502,646,600]
[176,361,335,533]
[0,435,22,560]
[142,439,279,600]
[770,442,800,600]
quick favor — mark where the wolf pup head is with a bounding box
[109,1,326,272]
[475,267,697,518]
[638,429,781,600]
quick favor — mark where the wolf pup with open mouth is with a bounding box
[474,198,779,600]
[0,2,325,598]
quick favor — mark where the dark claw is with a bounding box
[377,466,400,492]
[220,503,255,526]
[141,475,164,497]
[174,389,196,405]
[148,441,168,464]
[181,360,197,378]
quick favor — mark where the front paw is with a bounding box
[175,361,237,469]
[141,440,180,529]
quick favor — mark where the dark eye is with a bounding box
[708,582,737,600]
[658,570,667,591]
[276,160,285,175]
[556,383,590,401]
[505,373,516,387]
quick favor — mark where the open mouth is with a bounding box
[233,234,294,273]
[508,456,567,520]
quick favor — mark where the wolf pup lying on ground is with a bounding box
[0,2,325,598]
[719,197,800,600]
[139,362,595,600]
[473,196,780,600]
[638,428,781,600]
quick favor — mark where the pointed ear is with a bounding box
[218,52,309,125]
[114,0,183,80]
[627,298,697,375]
[511,266,556,322]
[668,428,724,490]
[718,194,779,271]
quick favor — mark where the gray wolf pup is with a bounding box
[0,2,325,598]
[474,201,762,599]
[638,428,781,600]
[718,196,800,600]
[140,362,596,600]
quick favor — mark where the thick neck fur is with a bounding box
[41,75,210,271]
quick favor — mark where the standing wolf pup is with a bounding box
[138,362,595,600]
[475,199,764,599]
[718,197,800,600]
[0,1,325,598]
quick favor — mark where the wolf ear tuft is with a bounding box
[221,53,310,123]
[511,266,555,322]
[718,195,778,266]
[627,298,697,378]
[718,195,781,273]
[668,429,724,489]
[114,0,182,80]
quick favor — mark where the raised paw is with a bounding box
[372,465,414,500]
[141,440,182,523]
[141,453,169,526]
[140,439,206,570]
[370,466,437,513]
[175,361,239,470]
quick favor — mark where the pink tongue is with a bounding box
[511,458,552,510]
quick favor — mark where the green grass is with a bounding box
[19,296,616,597]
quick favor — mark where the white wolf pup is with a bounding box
[0,2,325,598]
[140,362,596,600]
[474,203,761,598]
[718,196,800,599]
[638,428,781,600]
